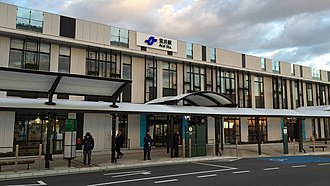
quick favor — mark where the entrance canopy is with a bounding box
[147,91,237,107]
[0,67,131,107]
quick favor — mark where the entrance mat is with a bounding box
[258,156,330,164]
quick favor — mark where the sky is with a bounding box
[2,0,330,70]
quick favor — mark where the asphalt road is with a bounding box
[1,155,330,186]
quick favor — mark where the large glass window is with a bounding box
[312,68,320,80]
[186,43,193,59]
[9,38,50,71]
[254,76,264,108]
[110,27,129,47]
[238,72,251,108]
[210,47,216,63]
[272,60,280,73]
[162,62,177,97]
[273,77,287,109]
[16,7,43,32]
[291,64,295,76]
[122,55,132,102]
[224,117,240,144]
[306,83,313,106]
[248,117,267,143]
[58,46,70,73]
[184,63,205,93]
[295,80,304,108]
[320,85,326,105]
[260,58,266,71]
[205,66,213,91]
[217,69,236,102]
[145,57,157,102]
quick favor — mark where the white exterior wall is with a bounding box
[128,114,141,149]
[240,117,249,142]
[267,118,282,141]
[207,117,215,143]
[0,111,15,153]
[84,113,112,150]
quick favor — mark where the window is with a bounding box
[291,64,295,76]
[205,66,213,91]
[224,117,240,144]
[184,63,205,94]
[295,80,304,108]
[254,76,264,108]
[272,60,280,73]
[273,77,287,109]
[186,43,193,59]
[210,48,216,63]
[110,27,129,47]
[145,57,157,102]
[238,72,251,108]
[306,83,313,106]
[163,62,177,96]
[260,58,266,71]
[86,48,121,78]
[202,46,206,61]
[320,85,326,105]
[248,117,267,143]
[60,16,76,38]
[58,46,70,73]
[312,68,320,80]
[242,54,246,68]
[9,38,50,71]
[122,55,132,102]
[16,7,43,33]
[118,114,128,148]
[217,69,236,102]
[325,119,330,139]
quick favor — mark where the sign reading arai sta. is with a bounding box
[136,32,178,52]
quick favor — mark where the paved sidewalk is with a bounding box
[1,141,329,180]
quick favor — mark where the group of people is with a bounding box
[81,130,180,165]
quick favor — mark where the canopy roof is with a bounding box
[147,91,237,107]
[0,67,131,107]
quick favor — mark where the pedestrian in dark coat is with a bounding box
[82,132,94,166]
[173,131,180,157]
[115,129,124,159]
[143,131,152,160]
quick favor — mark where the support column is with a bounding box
[170,115,174,158]
[256,117,261,155]
[220,117,224,150]
[111,114,117,163]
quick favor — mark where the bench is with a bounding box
[0,160,35,172]
[309,145,328,152]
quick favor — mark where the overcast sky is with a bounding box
[2,0,330,70]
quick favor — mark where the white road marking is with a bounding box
[104,170,148,176]
[111,171,151,178]
[263,167,280,171]
[229,158,242,162]
[232,170,250,174]
[5,181,47,186]
[154,179,178,184]
[191,162,237,169]
[197,174,217,178]
[292,165,306,168]
[318,163,330,166]
[87,167,237,186]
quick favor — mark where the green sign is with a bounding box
[65,119,77,131]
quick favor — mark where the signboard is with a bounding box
[136,32,178,52]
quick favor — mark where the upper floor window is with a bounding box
[186,43,193,59]
[9,38,50,71]
[110,27,129,47]
[312,67,320,80]
[163,62,177,97]
[217,69,235,101]
[210,48,216,63]
[145,57,157,102]
[122,55,132,102]
[58,46,70,73]
[260,58,266,71]
[291,64,295,76]
[272,60,280,73]
[184,64,205,93]
[16,7,43,33]
[306,83,313,106]
[254,76,264,108]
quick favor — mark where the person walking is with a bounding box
[143,130,152,160]
[82,132,94,166]
[115,129,124,159]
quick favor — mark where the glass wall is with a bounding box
[224,117,240,144]
[16,7,43,32]
[9,38,50,71]
[248,117,267,143]
[162,62,177,97]
[217,69,236,102]
[184,63,205,94]
[110,27,129,47]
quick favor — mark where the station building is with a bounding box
[0,2,329,155]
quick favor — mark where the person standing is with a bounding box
[82,132,94,166]
[115,129,124,159]
[173,131,180,158]
[143,131,152,160]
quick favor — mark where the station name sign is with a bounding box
[136,32,177,52]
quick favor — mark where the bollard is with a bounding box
[293,139,296,155]
[39,144,42,170]
[213,139,216,157]
[182,139,185,159]
[312,137,315,152]
[235,139,239,157]
[15,144,19,173]
[127,139,131,150]
[189,139,192,158]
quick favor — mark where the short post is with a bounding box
[213,139,216,157]
[189,139,192,158]
[293,139,296,155]
[235,139,239,157]
[39,144,42,170]
[127,139,131,150]
[15,144,19,173]
[312,137,315,152]
[182,139,185,159]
